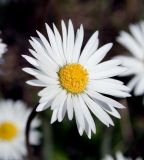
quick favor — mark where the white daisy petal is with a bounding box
[38,85,61,97]
[26,79,47,87]
[86,43,113,68]
[88,59,122,73]
[84,119,92,139]
[39,87,61,103]
[29,39,58,67]
[35,73,59,85]
[89,66,127,79]
[94,99,121,119]
[99,78,123,85]
[88,83,130,98]
[66,19,75,63]
[22,55,38,67]
[38,62,58,79]
[30,37,50,59]
[117,31,143,60]
[22,67,39,76]
[78,95,96,133]
[89,79,130,92]
[45,23,63,66]
[75,118,84,136]
[129,24,144,48]
[134,76,144,96]
[61,20,68,60]
[53,24,66,64]
[72,25,84,63]
[82,94,114,127]
[114,56,144,75]
[72,95,85,130]
[66,94,73,120]
[51,90,67,110]
[140,21,144,32]
[79,31,99,65]
[36,100,51,112]
[57,98,67,122]
[127,75,141,90]
[36,31,60,66]
[51,108,59,124]
[86,90,126,109]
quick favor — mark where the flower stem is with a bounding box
[25,105,37,160]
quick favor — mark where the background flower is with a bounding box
[0,99,41,160]
[115,22,144,103]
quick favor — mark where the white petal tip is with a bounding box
[36,30,41,35]
[45,22,48,26]
[68,19,72,23]
[22,55,26,58]
[50,120,56,124]
[36,107,43,112]
[59,120,63,123]
[88,134,92,139]
[126,93,131,97]
[109,43,113,47]
[92,129,96,134]
[94,30,99,37]
[78,127,84,136]
[26,81,31,85]
[68,116,73,121]
[117,116,121,119]
[22,68,27,73]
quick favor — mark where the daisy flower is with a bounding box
[0,100,41,160]
[23,20,130,138]
[115,22,144,102]
[102,151,142,160]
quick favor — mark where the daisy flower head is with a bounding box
[115,21,144,99]
[0,100,41,160]
[23,20,130,138]
[102,151,142,160]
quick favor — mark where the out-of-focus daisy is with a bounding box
[102,151,142,160]
[0,38,7,59]
[115,22,144,101]
[23,20,130,138]
[0,39,7,57]
[0,100,41,160]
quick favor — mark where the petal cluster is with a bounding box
[23,20,130,138]
[115,22,144,97]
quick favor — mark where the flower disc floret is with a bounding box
[0,121,17,141]
[59,64,88,94]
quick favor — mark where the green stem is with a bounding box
[42,113,53,160]
[25,105,37,160]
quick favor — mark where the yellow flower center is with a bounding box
[59,64,88,94]
[0,122,17,141]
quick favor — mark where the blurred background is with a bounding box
[0,0,144,159]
